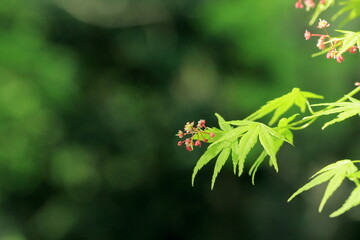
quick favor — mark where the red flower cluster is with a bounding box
[304,19,358,63]
[176,120,215,151]
[295,0,325,10]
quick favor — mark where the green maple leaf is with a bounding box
[245,88,322,126]
[288,160,358,215]
[309,96,360,129]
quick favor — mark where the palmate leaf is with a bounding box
[309,96,360,129]
[245,88,323,126]
[192,113,290,189]
[288,160,358,216]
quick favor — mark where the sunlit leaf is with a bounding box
[336,31,360,56]
[246,88,323,125]
[208,126,250,148]
[192,142,227,186]
[258,124,280,172]
[231,140,239,174]
[211,147,231,189]
[237,124,260,176]
[215,113,232,131]
[330,185,360,217]
[310,97,360,129]
[319,174,346,212]
[288,160,358,213]
[249,151,267,185]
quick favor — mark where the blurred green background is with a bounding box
[0,0,359,239]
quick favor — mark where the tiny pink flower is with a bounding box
[336,54,344,63]
[203,139,208,143]
[316,36,326,50]
[185,146,193,151]
[348,46,357,54]
[210,133,215,138]
[184,121,194,133]
[326,51,332,59]
[327,49,338,59]
[176,130,184,138]
[295,1,304,8]
[355,82,360,86]
[185,138,192,146]
[178,141,183,146]
[317,19,330,29]
[304,0,316,9]
[304,30,311,40]
[319,0,326,4]
[194,140,202,147]
[197,119,206,128]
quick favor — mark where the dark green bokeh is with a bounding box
[0,0,359,239]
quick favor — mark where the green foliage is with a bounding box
[192,114,289,189]
[334,30,360,56]
[192,88,323,189]
[245,88,323,125]
[332,0,360,26]
[190,86,360,216]
[330,184,360,217]
[307,0,360,26]
[309,95,360,129]
[311,30,360,58]
[288,160,360,217]
[309,0,335,25]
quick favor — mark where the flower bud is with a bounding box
[336,54,344,63]
[176,130,184,138]
[304,30,311,40]
[197,119,206,128]
[295,1,304,8]
[184,122,194,133]
[185,146,193,151]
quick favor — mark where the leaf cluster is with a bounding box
[188,86,360,217]
[191,88,322,189]
[288,160,360,217]
[308,95,360,129]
